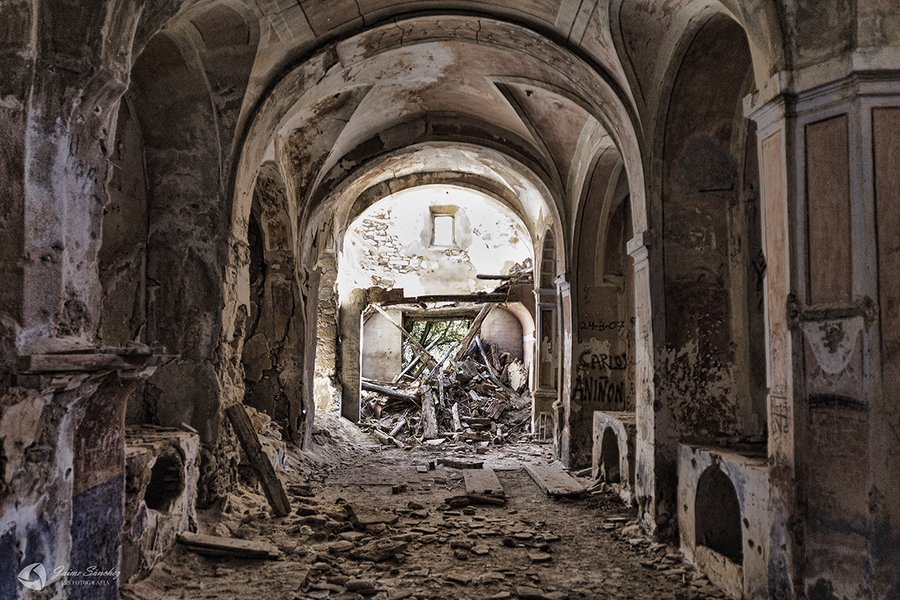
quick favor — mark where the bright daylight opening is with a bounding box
[337,184,538,446]
[338,185,533,300]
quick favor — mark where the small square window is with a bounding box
[432,214,455,246]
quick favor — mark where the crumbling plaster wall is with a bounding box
[314,250,341,414]
[0,372,151,600]
[115,5,266,504]
[361,309,402,383]
[0,1,208,598]
[241,164,312,443]
[340,186,533,299]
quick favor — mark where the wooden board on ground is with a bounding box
[178,532,280,559]
[225,403,292,517]
[524,462,587,497]
[438,458,484,470]
[464,467,504,496]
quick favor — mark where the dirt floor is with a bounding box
[120,415,729,600]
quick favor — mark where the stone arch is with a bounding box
[610,0,784,119]
[568,151,636,467]
[482,306,526,362]
[225,11,650,466]
[229,15,649,257]
[626,8,769,539]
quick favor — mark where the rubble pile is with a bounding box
[361,334,533,447]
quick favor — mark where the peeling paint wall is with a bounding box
[362,310,402,382]
[339,186,533,299]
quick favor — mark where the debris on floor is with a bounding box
[120,421,730,600]
[360,331,532,447]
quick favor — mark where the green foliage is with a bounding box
[402,319,470,368]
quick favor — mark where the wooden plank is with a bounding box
[438,458,484,470]
[464,467,504,496]
[225,404,292,517]
[450,403,462,432]
[466,493,507,506]
[178,532,280,558]
[524,463,586,497]
[362,380,418,402]
[422,391,439,440]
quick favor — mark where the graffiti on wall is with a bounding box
[572,350,628,406]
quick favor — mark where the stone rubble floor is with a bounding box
[121,419,729,600]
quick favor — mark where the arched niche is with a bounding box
[695,466,743,564]
[656,12,767,447]
[600,427,622,484]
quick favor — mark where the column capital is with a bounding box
[627,229,654,261]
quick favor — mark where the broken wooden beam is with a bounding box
[466,493,507,506]
[453,304,495,362]
[451,403,462,432]
[422,390,439,440]
[225,403,292,517]
[178,532,280,559]
[378,293,508,306]
[438,458,484,469]
[475,335,515,396]
[476,274,513,280]
[393,338,441,383]
[389,417,407,438]
[421,342,459,385]
[370,428,406,449]
[361,380,418,403]
[394,305,485,319]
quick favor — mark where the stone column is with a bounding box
[749,69,900,598]
[750,94,798,599]
[627,230,670,537]
[339,288,367,422]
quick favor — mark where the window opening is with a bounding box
[400,318,470,380]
